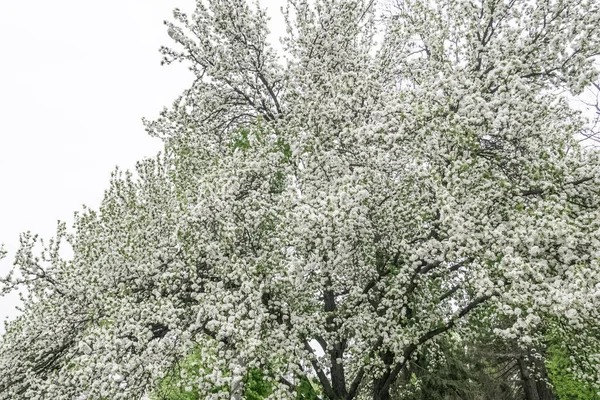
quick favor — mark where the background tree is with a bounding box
[392,332,522,400]
[2,0,600,399]
[547,344,598,400]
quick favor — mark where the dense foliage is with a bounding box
[547,343,598,399]
[2,0,600,399]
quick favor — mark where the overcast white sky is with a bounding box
[0,0,285,331]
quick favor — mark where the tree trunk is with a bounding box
[372,381,391,400]
[518,356,541,400]
[517,350,556,400]
[372,350,394,400]
[536,379,556,400]
[533,351,556,400]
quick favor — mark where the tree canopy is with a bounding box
[2,0,600,399]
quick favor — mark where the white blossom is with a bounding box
[2,0,600,399]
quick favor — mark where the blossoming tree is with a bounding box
[2,0,600,399]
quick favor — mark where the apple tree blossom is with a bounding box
[2,0,600,399]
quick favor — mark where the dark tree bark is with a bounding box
[518,355,541,400]
[372,350,395,400]
[517,348,556,400]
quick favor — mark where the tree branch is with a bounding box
[376,294,493,397]
[303,339,337,400]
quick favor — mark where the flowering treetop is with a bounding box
[1,0,600,399]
